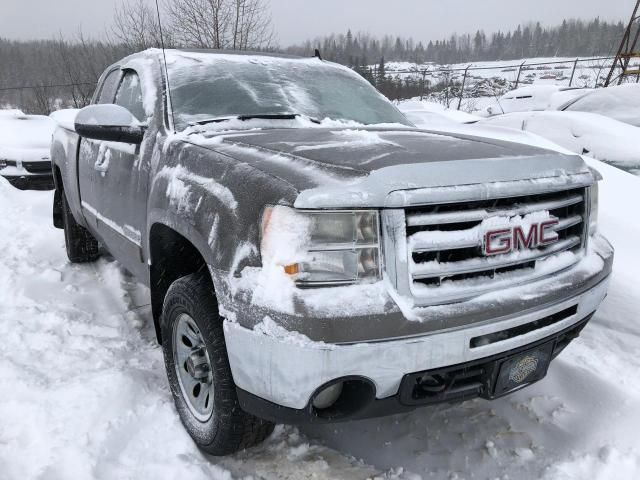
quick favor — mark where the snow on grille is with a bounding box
[404,188,588,304]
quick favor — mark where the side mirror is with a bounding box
[75,104,146,144]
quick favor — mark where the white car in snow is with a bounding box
[0,110,55,190]
[399,100,481,128]
[557,84,640,127]
[487,85,588,116]
[477,111,640,175]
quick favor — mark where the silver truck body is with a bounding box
[51,49,613,423]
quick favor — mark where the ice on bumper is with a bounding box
[224,236,612,410]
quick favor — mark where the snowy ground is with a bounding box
[1,158,639,479]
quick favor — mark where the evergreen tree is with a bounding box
[285,18,625,65]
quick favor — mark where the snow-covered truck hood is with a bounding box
[189,126,593,208]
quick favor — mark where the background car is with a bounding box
[478,110,640,175]
[398,100,481,127]
[486,85,588,115]
[0,110,55,190]
[557,84,640,127]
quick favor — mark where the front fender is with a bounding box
[146,139,299,289]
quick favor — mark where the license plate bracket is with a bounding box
[491,342,554,398]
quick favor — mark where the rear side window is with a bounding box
[96,69,121,104]
[115,70,146,122]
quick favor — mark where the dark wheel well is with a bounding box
[149,224,210,344]
[53,165,64,229]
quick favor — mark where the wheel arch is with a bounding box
[148,222,217,344]
[52,164,64,229]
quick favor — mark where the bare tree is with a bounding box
[111,0,168,50]
[24,85,55,115]
[53,31,118,108]
[230,0,274,50]
[112,0,273,51]
[163,0,231,49]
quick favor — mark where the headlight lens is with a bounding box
[589,182,599,236]
[261,207,381,286]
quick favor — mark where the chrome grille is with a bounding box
[383,187,589,307]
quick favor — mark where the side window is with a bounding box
[96,69,121,104]
[114,70,146,122]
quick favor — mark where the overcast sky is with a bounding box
[0,0,633,45]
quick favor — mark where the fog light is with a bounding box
[312,382,344,409]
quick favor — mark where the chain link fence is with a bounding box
[3,55,638,115]
[372,56,637,110]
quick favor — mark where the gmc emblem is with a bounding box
[483,219,560,256]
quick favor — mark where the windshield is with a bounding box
[166,51,411,131]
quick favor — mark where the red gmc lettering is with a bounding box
[513,224,539,250]
[484,219,560,256]
[539,219,560,245]
[484,229,512,255]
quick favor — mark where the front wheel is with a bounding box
[161,272,274,455]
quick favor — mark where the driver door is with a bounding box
[78,69,151,278]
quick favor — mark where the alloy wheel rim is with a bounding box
[173,313,215,422]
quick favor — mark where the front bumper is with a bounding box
[224,236,613,421]
[236,313,594,424]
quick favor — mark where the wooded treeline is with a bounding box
[0,37,129,113]
[0,13,628,114]
[286,18,627,67]
[0,0,275,113]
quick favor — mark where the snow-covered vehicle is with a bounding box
[0,110,55,190]
[487,85,587,116]
[50,49,613,455]
[398,100,481,127]
[557,84,640,127]
[478,111,640,174]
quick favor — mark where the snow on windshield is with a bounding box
[163,50,410,131]
[564,84,640,127]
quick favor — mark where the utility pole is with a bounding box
[605,0,640,86]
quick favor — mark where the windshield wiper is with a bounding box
[191,113,321,126]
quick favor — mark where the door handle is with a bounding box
[94,162,109,173]
[94,151,110,173]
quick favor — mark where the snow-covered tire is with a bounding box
[161,272,274,456]
[61,192,100,263]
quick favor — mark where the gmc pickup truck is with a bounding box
[51,49,614,455]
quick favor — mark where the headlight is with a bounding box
[261,206,381,286]
[589,182,599,236]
